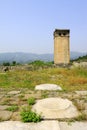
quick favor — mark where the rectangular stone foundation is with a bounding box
[54,29,70,65]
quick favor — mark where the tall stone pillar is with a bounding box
[54,29,70,65]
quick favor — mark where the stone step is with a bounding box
[0,121,87,130]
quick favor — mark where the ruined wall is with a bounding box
[54,29,70,64]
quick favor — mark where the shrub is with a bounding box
[11,61,17,66]
[28,97,36,105]
[29,60,53,69]
[29,60,45,67]
[20,109,41,122]
[3,62,10,66]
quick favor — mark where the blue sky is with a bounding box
[0,0,87,53]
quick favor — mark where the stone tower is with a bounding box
[54,29,70,65]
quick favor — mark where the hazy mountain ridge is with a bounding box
[0,52,86,63]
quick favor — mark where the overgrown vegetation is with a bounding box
[0,64,87,91]
[3,61,19,66]
[27,97,36,105]
[29,60,53,69]
[6,105,18,112]
[20,108,41,122]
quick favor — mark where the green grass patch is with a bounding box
[27,97,36,105]
[20,109,41,122]
[6,105,18,112]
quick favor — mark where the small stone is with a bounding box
[0,105,10,110]
[32,98,79,119]
[12,112,21,121]
[35,84,62,91]
[0,94,4,99]
[75,91,87,95]
[8,91,21,95]
[0,111,12,121]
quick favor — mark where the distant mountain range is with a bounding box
[0,52,87,63]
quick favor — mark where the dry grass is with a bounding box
[0,66,87,91]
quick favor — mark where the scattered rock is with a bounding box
[3,67,9,72]
[32,98,79,119]
[8,91,21,95]
[35,84,62,91]
[73,62,87,68]
[0,111,12,121]
[75,91,87,95]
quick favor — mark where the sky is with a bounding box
[0,0,87,54]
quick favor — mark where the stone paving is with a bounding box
[0,121,87,130]
[0,86,87,130]
[59,121,87,130]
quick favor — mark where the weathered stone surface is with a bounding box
[0,111,12,121]
[0,121,87,130]
[83,110,87,117]
[84,103,87,110]
[75,91,87,95]
[0,121,60,130]
[54,29,70,64]
[32,98,79,119]
[0,94,4,99]
[35,84,62,91]
[59,122,87,130]
[12,112,21,121]
[8,91,21,95]
[0,105,10,110]
[29,120,60,130]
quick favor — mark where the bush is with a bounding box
[29,60,45,66]
[11,61,17,66]
[20,109,41,122]
[3,62,10,66]
[28,97,36,105]
[29,60,53,68]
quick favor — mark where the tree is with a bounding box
[12,61,16,66]
[3,62,10,66]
